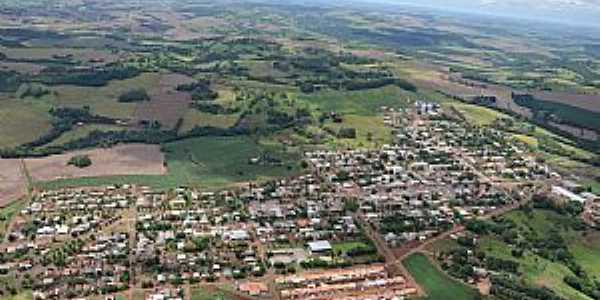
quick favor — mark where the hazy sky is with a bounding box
[376,0,600,27]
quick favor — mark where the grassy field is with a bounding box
[47,124,125,147]
[0,99,52,148]
[403,253,478,300]
[38,72,161,119]
[0,199,27,240]
[191,288,232,300]
[325,115,392,149]
[477,210,599,300]
[445,102,510,126]
[37,136,300,190]
[179,110,239,132]
[297,85,414,116]
[332,241,370,255]
[4,291,33,300]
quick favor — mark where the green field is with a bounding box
[325,114,392,149]
[445,102,510,126]
[0,199,27,240]
[179,110,240,132]
[477,210,599,300]
[297,85,414,116]
[403,253,478,300]
[37,72,161,119]
[191,288,233,300]
[47,124,125,147]
[37,136,301,190]
[0,99,52,148]
[3,291,33,300]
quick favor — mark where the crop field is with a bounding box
[37,136,300,191]
[25,144,165,183]
[0,159,26,207]
[0,99,52,148]
[403,253,478,300]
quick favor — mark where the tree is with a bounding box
[68,155,92,168]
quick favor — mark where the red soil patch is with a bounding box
[24,144,166,182]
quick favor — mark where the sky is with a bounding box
[372,0,600,27]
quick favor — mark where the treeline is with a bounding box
[0,123,249,159]
[20,107,118,149]
[491,275,565,300]
[176,80,218,101]
[191,102,240,115]
[37,66,140,87]
[118,88,149,103]
[0,70,22,92]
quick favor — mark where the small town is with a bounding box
[0,103,597,300]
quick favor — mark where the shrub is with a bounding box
[68,155,92,168]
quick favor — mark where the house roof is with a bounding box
[307,240,332,252]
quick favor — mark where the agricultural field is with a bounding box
[403,253,478,300]
[0,159,27,207]
[23,143,165,184]
[37,136,300,191]
[0,99,52,148]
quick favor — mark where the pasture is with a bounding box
[403,253,478,300]
[0,99,52,148]
[297,85,414,116]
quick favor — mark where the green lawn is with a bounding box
[37,136,301,190]
[403,253,478,300]
[332,241,369,255]
[191,288,232,300]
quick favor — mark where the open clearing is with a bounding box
[25,144,165,183]
[403,253,478,300]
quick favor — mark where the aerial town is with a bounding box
[1,102,596,300]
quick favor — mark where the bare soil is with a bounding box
[0,159,26,207]
[24,144,166,182]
